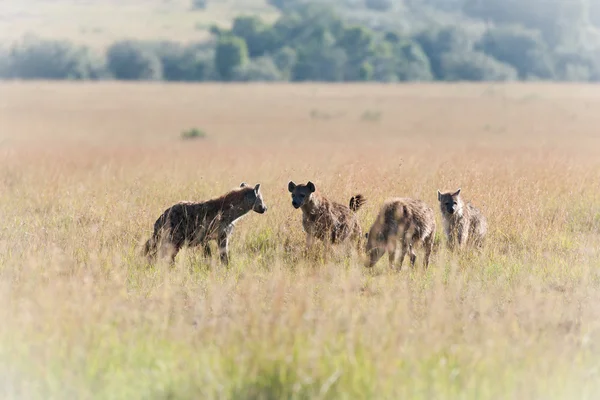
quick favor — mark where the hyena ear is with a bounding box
[254,183,261,193]
[307,181,316,193]
[452,188,461,197]
[240,182,248,188]
[288,181,296,193]
[437,190,441,201]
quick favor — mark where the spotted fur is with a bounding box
[437,188,487,250]
[143,183,267,265]
[288,181,366,251]
[365,197,436,269]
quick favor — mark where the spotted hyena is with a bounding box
[437,188,487,250]
[143,183,267,265]
[288,181,366,252]
[365,197,436,269]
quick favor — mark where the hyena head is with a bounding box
[241,182,268,214]
[288,181,315,209]
[437,188,463,216]
[364,227,385,268]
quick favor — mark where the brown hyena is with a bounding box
[143,183,267,265]
[437,188,487,250]
[365,197,436,270]
[287,181,366,252]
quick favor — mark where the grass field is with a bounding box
[0,0,276,48]
[1,82,600,399]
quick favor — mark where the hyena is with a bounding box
[437,188,487,250]
[287,181,366,252]
[143,183,267,265]
[365,197,436,269]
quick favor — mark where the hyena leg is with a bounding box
[169,245,180,264]
[304,234,315,258]
[217,232,230,265]
[457,222,469,250]
[306,234,314,249]
[397,240,408,271]
[388,240,398,269]
[408,243,417,267]
[423,232,434,268]
[446,230,455,251]
[203,242,212,258]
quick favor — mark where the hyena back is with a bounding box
[143,183,267,265]
[365,197,436,269]
[437,188,487,250]
[288,181,366,250]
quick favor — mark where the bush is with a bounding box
[476,26,555,80]
[394,40,434,81]
[414,26,475,79]
[292,46,347,82]
[230,16,278,58]
[6,35,105,80]
[214,35,249,81]
[153,42,212,81]
[232,56,283,81]
[554,49,600,82]
[272,46,297,79]
[106,41,162,80]
[181,128,207,140]
[440,51,518,81]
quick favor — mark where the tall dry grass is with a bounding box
[1,82,600,399]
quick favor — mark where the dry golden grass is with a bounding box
[1,82,600,399]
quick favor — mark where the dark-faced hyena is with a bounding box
[437,188,487,250]
[365,197,436,269]
[143,183,267,265]
[288,181,366,251]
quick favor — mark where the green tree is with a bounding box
[8,35,105,80]
[273,46,297,79]
[214,35,249,81]
[463,0,588,45]
[273,4,345,49]
[153,42,211,81]
[394,39,433,81]
[476,26,555,80]
[292,45,347,81]
[232,56,283,81]
[106,41,162,80]
[338,25,376,80]
[414,26,473,79]
[358,61,374,81]
[440,51,517,81]
[231,16,278,57]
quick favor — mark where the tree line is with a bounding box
[2,1,600,82]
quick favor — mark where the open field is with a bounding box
[1,82,600,399]
[0,0,276,48]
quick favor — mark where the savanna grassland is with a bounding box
[1,82,600,399]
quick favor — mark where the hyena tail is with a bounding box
[349,194,367,212]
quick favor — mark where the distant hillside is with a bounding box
[0,0,278,49]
